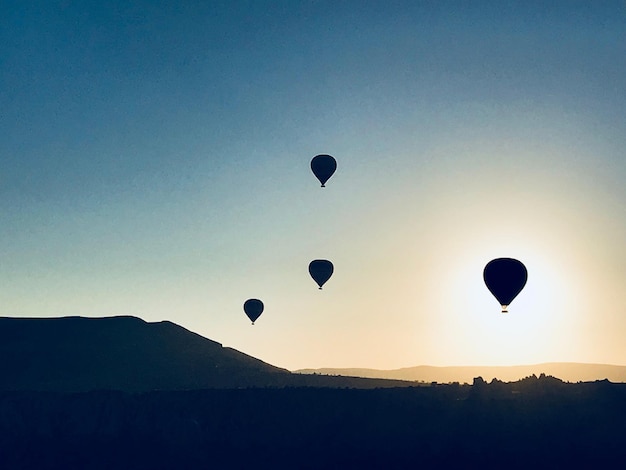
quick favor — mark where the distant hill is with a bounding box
[0,316,415,392]
[296,363,626,383]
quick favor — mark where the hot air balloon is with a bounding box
[311,154,337,187]
[243,299,264,325]
[309,259,334,289]
[483,258,528,312]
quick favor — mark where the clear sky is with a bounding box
[2,1,625,370]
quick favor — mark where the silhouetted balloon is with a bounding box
[483,258,528,312]
[309,259,334,289]
[311,154,337,187]
[243,299,264,325]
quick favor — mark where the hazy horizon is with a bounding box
[4,314,626,386]
[5,313,626,373]
[2,1,625,371]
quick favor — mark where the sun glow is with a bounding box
[429,237,587,366]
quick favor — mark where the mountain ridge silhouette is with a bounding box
[0,315,293,392]
[0,315,415,392]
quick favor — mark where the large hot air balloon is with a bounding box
[308,259,334,289]
[311,154,337,187]
[243,299,264,325]
[483,258,528,312]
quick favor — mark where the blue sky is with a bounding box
[2,1,625,369]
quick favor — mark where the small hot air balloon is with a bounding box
[311,154,337,187]
[243,299,264,325]
[309,259,334,289]
[483,258,528,312]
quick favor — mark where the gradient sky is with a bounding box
[2,1,625,370]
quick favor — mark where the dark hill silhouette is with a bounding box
[0,316,290,392]
[0,316,415,392]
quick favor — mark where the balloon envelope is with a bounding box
[311,154,337,187]
[309,259,334,289]
[483,258,528,312]
[243,299,264,324]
